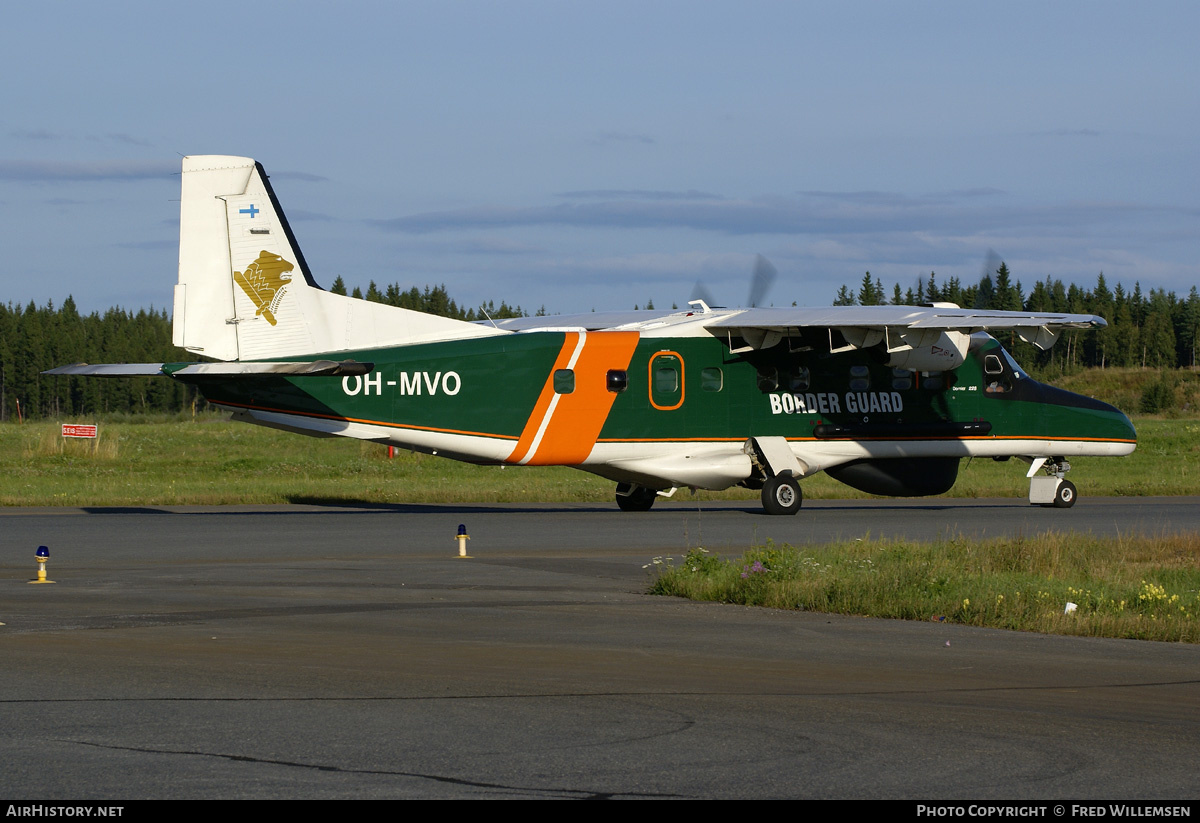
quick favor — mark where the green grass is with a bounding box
[1,411,1198,506]
[1048,366,1200,416]
[648,533,1200,642]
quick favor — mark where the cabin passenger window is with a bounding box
[788,367,811,392]
[606,369,628,393]
[553,369,575,394]
[849,364,870,392]
[656,367,679,393]
[922,372,945,391]
[649,351,684,410]
[891,368,912,391]
[701,367,723,392]
[756,368,779,392]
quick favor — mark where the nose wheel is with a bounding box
[1050,479,1077,508]
[1027,457,1078,508]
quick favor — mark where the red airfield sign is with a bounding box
[61,424,98,439]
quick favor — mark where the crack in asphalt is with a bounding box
[66,739,686,799]
[3,678,1198,704]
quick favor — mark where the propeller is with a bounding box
[689,279,717,308]
[748,254,777,308]
[980,248,1002,283]
[689,254,778,309]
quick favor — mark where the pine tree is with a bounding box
[857,272,883,306]
[833,285,856,306]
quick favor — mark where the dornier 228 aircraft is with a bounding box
[48,156,1137,514]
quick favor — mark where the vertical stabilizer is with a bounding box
[173,155,502,361]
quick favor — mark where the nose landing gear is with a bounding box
[1026,457,1077,508]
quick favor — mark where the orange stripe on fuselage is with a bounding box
[505,333,581,464]
[506,331,640,465]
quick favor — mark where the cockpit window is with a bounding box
[983,346,1025,396]
[1000,348,1025,379]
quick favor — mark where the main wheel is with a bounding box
[761,474,802,516]
[1052,479,1077,508]
[616,485,657,512]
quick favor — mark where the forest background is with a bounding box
[3,263,1199,421]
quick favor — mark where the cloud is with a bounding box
[798,188,1005,205]
[0,159,175,182]
[117,240,176,250]
[1031,129,1102,137]
[100,133,153,147]
[285,209,335,222]
[11,129,153,146]
[10,128,62,140]
[451,237,543,255]
[588,131,656,146]
[944,188,1006,198]
[557,189,723,201]
[374,190,1195,243]
[271,170,329,182]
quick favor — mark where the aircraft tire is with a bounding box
[1052,479,1077,508]
[616,486,657,512]
[761,474,802,516]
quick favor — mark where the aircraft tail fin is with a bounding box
[173,155,500,361]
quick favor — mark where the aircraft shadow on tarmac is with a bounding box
[77,499,1032,517]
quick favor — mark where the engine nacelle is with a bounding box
[825,457,960,497]
[837,328,969,371]
[883,329,969,371]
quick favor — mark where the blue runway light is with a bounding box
[31,545,54,584]
[455,524,471,558]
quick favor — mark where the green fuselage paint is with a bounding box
[177,331,1135,487]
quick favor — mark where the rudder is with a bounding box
[172,155,500,361]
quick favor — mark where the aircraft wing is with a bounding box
[703,305,1104,350]
[481,310,669,332]
[702,305,1105,332]
[44,360,373,377]
[484,304,1104,352]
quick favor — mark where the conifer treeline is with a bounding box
[329,277,530,322]
[0,282,529,420]
[4,267,1197,420]
[834,265,1200,372]
[0,298,190,421]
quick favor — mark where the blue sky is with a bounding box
[2,1,1196,315]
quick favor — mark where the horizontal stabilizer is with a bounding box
[45,360,373,378]
[166,360,373,377]
[43,363,166,376]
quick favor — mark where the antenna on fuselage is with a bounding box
[479,304,500,330]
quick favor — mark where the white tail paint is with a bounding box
[172,155,503,361]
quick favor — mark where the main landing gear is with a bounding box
[615,483,658,512]
[761,472,803,516]
[744,436,806,516]
[1026,457,1077,508]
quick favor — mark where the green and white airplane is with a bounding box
[49,155,1137,514]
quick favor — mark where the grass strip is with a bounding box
[2,414,1198,506]
[647,532,1200,643]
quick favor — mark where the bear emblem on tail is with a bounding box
[233,251,294,326]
